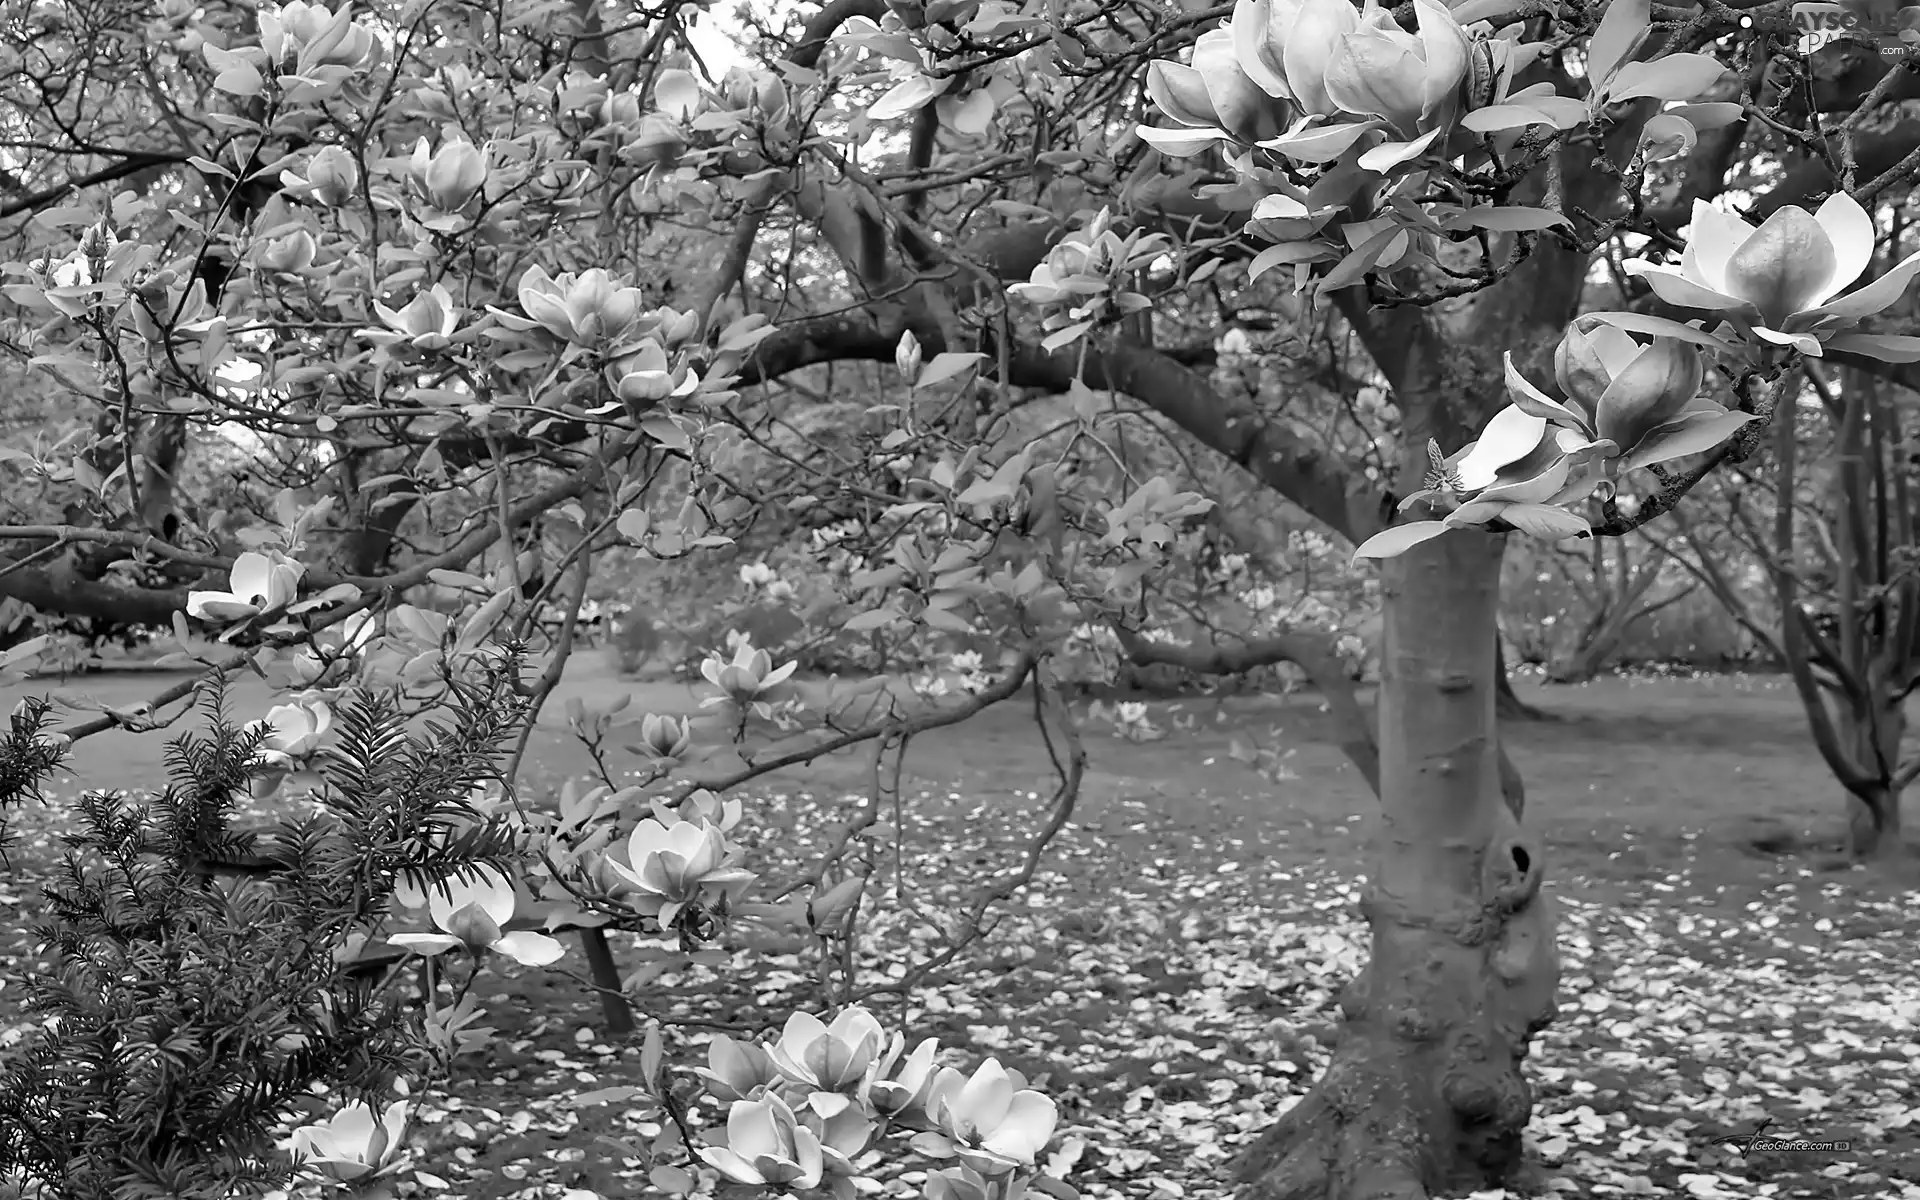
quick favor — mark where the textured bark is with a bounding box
[1236,532,1558,1200]
[1492,639,1551,723]
[1844,700,1907,861]
[1847,783,1904,861]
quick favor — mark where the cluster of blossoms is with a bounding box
[363,263,709,415]
[696,1006,1059,1195]
[1006,209,1174,349]
[1354,189,1920,561]
[1140,0,1532,172]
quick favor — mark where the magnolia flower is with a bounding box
[601,89,643,128]
[1624,193,1920,359]
[256,230,317,273]
[700,639,797,700]
[925,1166,996,1200]
[368,284,460,351]
[767,1008,888,1097]
[799,1102,874,1177]
[923,1058,1059,1175]
[387,868,566,966]
[287,1098,410,1182]
[634,712,693,761]
[1230,0,1357,118]
[1139,27,1284,156]
[1322,0,1472,141]
[188,551,304,623]
[1503,320,1753,473]
[655,789,743,833]
[1357,319,1757,560]
[260,1,381,76]
[282,146,359,207]
[696,1034,783,1102]
[740,561,778,588]
[326,609,380,654]
[489,265,650,352]
[865,1034,942,1116]
[698,1095,824,1190]
[604,817,755,922]
[258,697,332,761]
[408,138,487,212]
[603,340,696,408]
[720,65,787,116]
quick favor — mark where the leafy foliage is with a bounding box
[0,675,527,1199]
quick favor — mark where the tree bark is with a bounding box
[1235,531,1558,1200]
[1493,637,1551,722]
[1844,699,1906,861]
[1846,783,1903,861]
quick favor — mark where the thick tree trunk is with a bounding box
[1236,532,1559,1200]
[1847,785,1903,860]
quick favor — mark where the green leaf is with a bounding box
[1041,321,1095,352]
[916,351,984,390]
[1498,503,1590,540]
[1350,521,1451,563]
[1825,333,1920,363]
[1622,410,1757,472]
[1458,104,1559,134]
[1580,311,1734,352]
[1248,241,1334,282]
[1447,205,1569,233]
[1587,0,1651,88]
[1318,226,1404,293]
[842,608,897,632]
[1606,54,1729,103]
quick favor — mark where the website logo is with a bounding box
[1702,1117,1853,1157]
[1792,0,1920,56]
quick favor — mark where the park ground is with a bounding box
[0,660,1917,1200]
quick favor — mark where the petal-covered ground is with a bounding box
[1,669,1916,1199]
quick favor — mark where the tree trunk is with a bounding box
[1493,636,1551,722]
[1846,785,1903,860]
[1845,699,1906,861]
[1235,531,1559,1200]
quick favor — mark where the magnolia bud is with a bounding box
[1552,322,1613,416]
[257,230,317,273]
[424,140,487,211]
[895,330,923,384]
[301,146,359,207]
[662,308,701,346]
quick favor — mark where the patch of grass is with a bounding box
[1,669,1916,1199]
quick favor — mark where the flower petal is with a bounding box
[1749,325,1826,356]
[1146,61,1223,129]
[1504,353,1585,426]
[1719,205,1838,325]
[1681,199,1757,294]
[1356,128,1440,174]
[1621,261,1755,316]
[1621,409,1758,472]
[1230,0,1295,99]
[492,930,566,965]
[1259,115,1380,164]
[1794,247,1920,326]
[1135,124,1231,156]
[1810,190,1876,306]
[1453,404,1547,492]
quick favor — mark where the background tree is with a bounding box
[2,0,1920,1198]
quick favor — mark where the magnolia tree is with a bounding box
[3,0,1920,1196]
